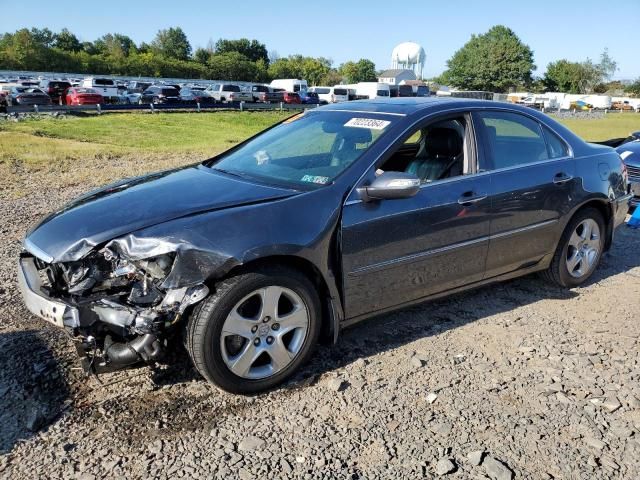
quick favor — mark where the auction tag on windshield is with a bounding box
[301,175,330,184]
[344,118,390,130]
[620,150,633,160]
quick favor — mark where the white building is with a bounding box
[378,69,417,86]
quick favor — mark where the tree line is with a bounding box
[436,25,638,95]
[0,27,377,85]
[1,26,638,94]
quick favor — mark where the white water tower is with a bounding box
[391,42,426,78]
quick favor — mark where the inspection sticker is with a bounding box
[301,175,330,184]
[344,118,390,130]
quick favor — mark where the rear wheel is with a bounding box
[542,208,605,287]
[185,266,321,394]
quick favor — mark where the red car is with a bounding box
[282,91,301,104]
[64,87,103,105]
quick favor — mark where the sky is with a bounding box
[1,0,638,80]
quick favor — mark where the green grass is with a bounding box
[1,110,638,200]
[552,113,640,141]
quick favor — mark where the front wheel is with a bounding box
[542,208,605,287]
[185,266,321,394]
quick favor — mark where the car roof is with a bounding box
[321,97,504,115]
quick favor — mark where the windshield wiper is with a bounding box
[212,167,248,179]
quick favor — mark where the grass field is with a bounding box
[1,110,639,199]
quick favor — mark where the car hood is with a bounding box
[616,140,640,168]
[24,164,298,262]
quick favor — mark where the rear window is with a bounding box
[377,90,390,97]
[50,82,70,88]
[76,88,97,94]
[333,88,347,95]
[161,88,178,96]
[94,78,114,86]
[223,85,240,92]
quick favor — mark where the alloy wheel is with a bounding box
[565,218,601,278]
[219,286,309,379]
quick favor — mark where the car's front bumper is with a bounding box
[628,179,640,207]
[17,256,79,329]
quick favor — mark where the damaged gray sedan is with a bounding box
[18,99,631,393]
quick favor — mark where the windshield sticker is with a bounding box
[344,118,391,130]
[620,150,633,160]
[301,175,330,185]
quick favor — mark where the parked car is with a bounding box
[570,100,593,111]
[249,84,271,102]
[611,100,635,111]
[602,131,640,209]
[282,91,301,104]
[298,90,320,104]
[309,86,349,104]
[18,99,631,394]
[205,84,253,103]
[138,86,181,105]
[180,87,216,105]
[0,94,7,113]
[81,77,119,103]
[258,90,285,103]
[6,87,52,106]
[270,79,308,93]
[39,80,71,104]
[63,87,103,106]
[127,81,152,94]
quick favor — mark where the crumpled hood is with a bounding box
[24,164,297,262]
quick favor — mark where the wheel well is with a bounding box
[572,200,613,251]
[221,256,337,343]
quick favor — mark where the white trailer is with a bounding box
[345,82,390,100]
[269,79,308,93]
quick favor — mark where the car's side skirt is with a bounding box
[339,252,554,330]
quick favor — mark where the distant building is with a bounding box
[378,69,417,86]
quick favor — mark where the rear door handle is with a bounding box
[457,192,487,205]
[553,172,573,185]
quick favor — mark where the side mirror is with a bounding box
[357,172,421,202]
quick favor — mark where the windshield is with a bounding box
[209,111,396,187]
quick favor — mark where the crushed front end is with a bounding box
[18,245,209,375]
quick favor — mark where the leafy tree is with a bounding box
[340,59,377,83]
[625,79,640,96]
[598,48,617,82]
[30,28,56,48]
[544,55,614,94]
[320,69,343,86]
[441,25,535,92]
[214,38,269,65]
[193,47,211,64]
[207,52,265,82]
[151,27,191,61]
[54,28,82,52]
[95,33,137,58]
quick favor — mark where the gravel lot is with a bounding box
[1,178,639,479]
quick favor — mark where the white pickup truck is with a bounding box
[205,83,253,103]
[81,77,119,103]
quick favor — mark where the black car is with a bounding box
[18,98,631,394]
[40,80,72,104]
[179,87,216,105]
[138,86,181,105]
[7,87,53,107]
[0,93,7,113]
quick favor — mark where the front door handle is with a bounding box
[553,172,574,185]
[457,192,487,205]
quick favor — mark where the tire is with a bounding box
[185,266,321,394]
[542,207,605,287]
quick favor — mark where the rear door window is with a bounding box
[476,111,549,170]
[541,125,569,159]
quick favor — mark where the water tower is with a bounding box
[391,42,426,78]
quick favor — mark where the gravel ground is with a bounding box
[1,180,639,480]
